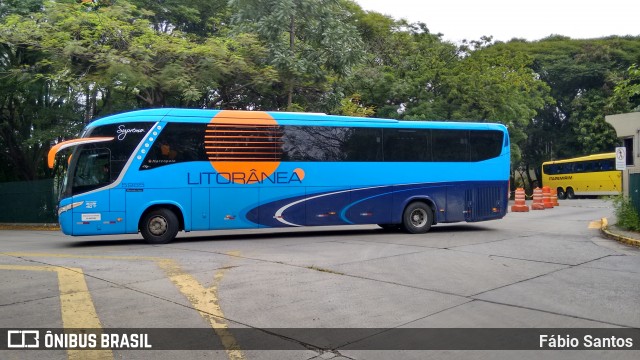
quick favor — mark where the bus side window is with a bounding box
[432,130,469,162]
[142,123,207,169]
[470,130,503,161]
[563,164,573,174]
[343,128,382,161]
[602,160,614,171]
[383,129,431,162]
[282,126,346,161]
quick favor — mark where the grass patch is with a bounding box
[611,195,640,231]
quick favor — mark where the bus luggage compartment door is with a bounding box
[446,186,466,223]
[210,187,259,229]
[191,187,209,231]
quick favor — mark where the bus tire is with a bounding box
[402,202,433,234]
[140,208,179,244]
[557,187,567,200]
[566,187,576,200]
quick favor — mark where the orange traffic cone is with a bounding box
[511,188,529,212]
[550,188,559,206]
[542,186,554,209]
[531,187,545,210]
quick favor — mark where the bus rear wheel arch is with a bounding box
[140,206,183,244]
[402,201,434,234]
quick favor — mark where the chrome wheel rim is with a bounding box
[410,208,428,228]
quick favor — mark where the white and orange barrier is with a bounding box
[511,188,529,212]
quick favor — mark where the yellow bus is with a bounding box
[541,153,622,199]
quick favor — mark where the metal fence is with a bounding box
[0,179,57,223]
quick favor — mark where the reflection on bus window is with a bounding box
[72,148,111,193]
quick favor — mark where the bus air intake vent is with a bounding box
[466,186,502,221]
[205,124,283,162]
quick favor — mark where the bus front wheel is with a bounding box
[141,208,179,244]
[402,202,433,234]
[557,187,567,200]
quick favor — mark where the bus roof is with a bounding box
[86,108,508,132]
[542,153,615,165]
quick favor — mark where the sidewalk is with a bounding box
[600,218,640,248]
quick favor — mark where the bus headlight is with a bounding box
[58,201,84,216]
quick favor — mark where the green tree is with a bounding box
[229,0,364,110]
[0,0,43,18]
[510,37,640,183]
[0,0,277,180]
[0,1,82,181]
[442,46,551,167]
[345,9,461,119]
[128,0,230,37]
[611,64,640,112]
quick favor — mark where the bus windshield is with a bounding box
[71,147,111,194]
[51,122,154,200]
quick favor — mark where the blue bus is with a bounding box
[48,109,510,244]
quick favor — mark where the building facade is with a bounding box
[605,112,640,199]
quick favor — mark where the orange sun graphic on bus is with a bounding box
[293,168,305,181]
[206,110,284,184]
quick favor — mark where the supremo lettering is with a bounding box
[116,125,146,140]
[188,171,303,185]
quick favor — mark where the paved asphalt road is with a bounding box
[1,199,639,360]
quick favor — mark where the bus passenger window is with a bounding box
[141,123,207,170]
[470,130,503,161]
[344,128,382,161]
[432,130,469,162]
[383,129,431,162]
[160,143,177,159]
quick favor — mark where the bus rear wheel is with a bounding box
[402,202,433,234]
[566,187,576,200]
[141,208,179,244]
[557,187,567,200]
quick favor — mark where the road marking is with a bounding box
[156,251,244,360]
[588,220,602,229]
[2,252,244,360]
[0,265,112,360]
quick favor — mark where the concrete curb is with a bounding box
[600,218,640,248]
[0,223,60,231]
